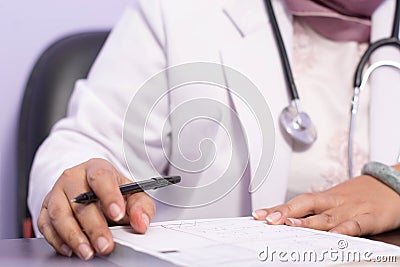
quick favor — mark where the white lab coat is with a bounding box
[28,0,400,235]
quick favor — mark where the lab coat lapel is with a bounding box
[220,0,293,209]
[369,0,400,164]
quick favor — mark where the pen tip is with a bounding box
[71,198,77,203]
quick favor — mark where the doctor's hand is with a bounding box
[252,173,400,236]
[37,158,156,260]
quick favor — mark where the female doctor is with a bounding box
[28,0,400,260]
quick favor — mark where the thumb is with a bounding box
[126,192,156,234]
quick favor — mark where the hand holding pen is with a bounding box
[37,158,179,260]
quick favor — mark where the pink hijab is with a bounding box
[284,0,384,42]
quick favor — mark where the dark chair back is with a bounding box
[18,31,109,237]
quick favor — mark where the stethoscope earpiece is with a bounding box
[279,101,317,146]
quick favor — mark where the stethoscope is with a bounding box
[264,0,400,178]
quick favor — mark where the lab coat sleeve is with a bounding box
[28,0,169,236]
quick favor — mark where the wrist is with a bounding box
[362,162,400,196]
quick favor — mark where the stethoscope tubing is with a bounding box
[348,60,400,178]
[264,0,299,101]
[354,37,400,88]
[349,0,400,177]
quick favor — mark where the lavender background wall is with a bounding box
[0,0,134,239]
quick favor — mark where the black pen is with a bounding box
[71,176,181,204]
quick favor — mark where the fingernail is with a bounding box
[109,203,124,221]
[252,210,267,219]
[142,213,150,229]
[96,236,110,253]
[287,218,302,226]
[78,243,94,261]
[266,212,282,223]
[60,243,72,257]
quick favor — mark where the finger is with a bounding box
[253,192,338,224]
[126,192,156,234]
[47,189,95,260]
[329,214,375,236]
[104,205,130,226]
[69,201,114,256]
[38,195,72,257]
[284,209,345,231]
[63,169,116,255]
[85,159,127,222]
[252,209,268,221]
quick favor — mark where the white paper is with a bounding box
[110,217,400,266]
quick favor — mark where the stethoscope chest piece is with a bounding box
[279,103,317,146]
